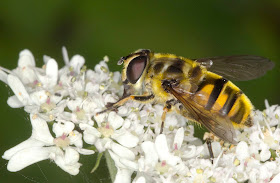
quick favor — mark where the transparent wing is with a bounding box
[167,84,237,144]
[194,55,274,81]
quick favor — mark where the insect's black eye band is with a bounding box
[126,56,147,84]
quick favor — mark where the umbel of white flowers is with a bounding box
[1,48,280,183]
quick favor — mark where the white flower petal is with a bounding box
[94,61,109,74]
[108,111,124,130]
[30,114,54,144]
[249,131,262,144]
[7,95,24,108]
[7,74,30,105]
[183,145,202,159]
[113,71,121,83]
[18,49,35,67]
[30,90,48,106]
[2,139,45,160]
[69,131,83,148]
[67,98,83,111]
[155,134,170,161]
[260,147,271,162]
[0,69,8,84]
[134,176,146,183]
[53,122,75,137]
[114,168,133,183]
[173,127,184,149]
[85,82,99,93]
[155,134,180,166]
[227,178,237,183]
[259,164,271,180]
[53,152,81,175]
[64,147,79,165]
[236,141,250,161]
[94,112,107,124]
[273,128,280,141]
[119,158,138,170]
[43,55,51,64]
[70,55,85,73]
[113,131,139,148]
[45,59,58,87]
[270,173,280,183]
[111,142,135,161]
[75,148,95,155]
[79,123,101,144]
[109,150,126,169]
[7,147,50,172]
[141,141,158,167]
[62,46,70,65]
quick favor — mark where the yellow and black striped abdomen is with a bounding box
[192,71,253,128]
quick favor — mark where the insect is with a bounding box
[98,49,274,161]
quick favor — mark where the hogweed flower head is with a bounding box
[1,48,280,182]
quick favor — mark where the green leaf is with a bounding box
[105,151,118,182]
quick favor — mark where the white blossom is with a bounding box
[1,48,280,183]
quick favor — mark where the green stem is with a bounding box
[90,152,104,173]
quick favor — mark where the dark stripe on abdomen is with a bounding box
[230,100,245,124]
[219,87,240,116]
[205,78,228,110]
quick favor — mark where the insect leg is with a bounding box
[160,99,178,133]
[97,94,154,115]
[206,138,214,164]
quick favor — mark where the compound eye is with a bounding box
[126,56,147,84]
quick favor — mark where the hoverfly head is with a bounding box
[118,49,151,97]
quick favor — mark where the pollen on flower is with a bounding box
[234,158,240,166]
[71,76,76,82]
[229,144,235,150]
[40,98,56,113]
[45,91,51,96]
[196,168,203,174]
[155,161,170,174]
[69,131,76,136]
[32,114,38,120]
[18,92,22,96]
[49,114,54,120]
[32,80,42,87]
[100,66,108,73]
[264,133,274,146]
[81,65,87,73]
[103,55,109,62]
[169,125,174,131]
[75,107,86,120]
[210,177,216,182]
[99,84,105,90]
[69,66,74,72]
[53,134,70,148]
[98,123,114,138]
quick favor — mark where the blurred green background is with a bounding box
[0,1,279,182]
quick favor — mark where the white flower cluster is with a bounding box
[1,48,280,183]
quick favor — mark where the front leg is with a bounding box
[160,99,178,133]
[97,94,155,115]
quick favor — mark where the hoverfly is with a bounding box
[98,49,274,161]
